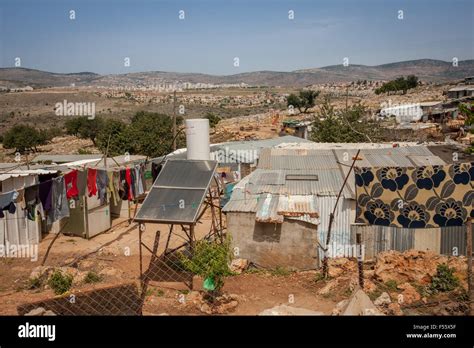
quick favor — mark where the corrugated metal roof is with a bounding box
[235,168,353,197]
[0,169,58,182]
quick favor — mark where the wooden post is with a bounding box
[466,218,472,315]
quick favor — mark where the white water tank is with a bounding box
[185,118,210,160]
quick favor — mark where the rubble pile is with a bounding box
[373,250,467,288]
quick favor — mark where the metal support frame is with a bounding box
[137,180,226,304]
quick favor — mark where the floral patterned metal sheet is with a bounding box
[354,162,474,228]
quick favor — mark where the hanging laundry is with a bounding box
[77,170,87,196]
[130,167,137,199]
[64,170,79,199]
[119,169,128,201]
[87,168,98,197]
[107,171,119,206]
[0,190,19,218]
[125,168,134,201]
[16,188,26,210]
[24,185,40,221]
[49,176,70,223]
[135,165,145,195]
[39,180,53,212]
[96,170,109,205]
[151,162,162,182]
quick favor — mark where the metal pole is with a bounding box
[173,90,177,151]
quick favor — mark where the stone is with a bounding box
[259,305,324,316]
[397,282,421,305]
[332,299,349,315]
[387,303,403,316]
[363,280,377,293]
[25,307,46,316]
[215,300,239,314]
[342,289,384,316]
[229,259,249,274]
[43,310,57,316]
[374,292,391,306]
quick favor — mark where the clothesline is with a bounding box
[0,163,147,224]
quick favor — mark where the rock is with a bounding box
[200,303,213,315]
[397,282,421,305]
[373,250,465,286]
[363,280,377,293]
[43,310,56,316]
[229,259,249,274]
[259,305,324,316]
[332,299,349,315]
[25,307,47,316]
[215,300,239,314]
[186,291,203,304]
[342,289,384,316]
[29,266,53,280]
[387,303,403,316]
[374,292,391,306]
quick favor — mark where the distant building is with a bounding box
[447,85,474,99]
[464,76,474,85]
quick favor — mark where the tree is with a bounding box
[98,111,186,158]
[375,75,419,95]
[311,97,382,143]
[65,117,104,145]
[205,112,221,128]
[2,125,48,153]
[95,119,131,157]
[286,90,320,113]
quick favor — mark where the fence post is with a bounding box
[356,232,364,288]
[466,218,472,315]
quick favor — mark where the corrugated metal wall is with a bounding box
[317,196,353,260]
[351,224,474,259]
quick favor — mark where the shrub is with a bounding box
[28,277,42,290]
[84,271,102,284]
[429,264,459,293]
[179,237,232,293]
[48,270,73,295]
[2,125,47,153]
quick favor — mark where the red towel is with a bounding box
[64,170,79,199]
[87,168,98,197]
[126,168,133,200]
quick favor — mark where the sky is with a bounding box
[0,0,473,75]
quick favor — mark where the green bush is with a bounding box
[48,270,73,295]
[2,125,48,153]
[28,277,42,290]
[429,264,460,293]
[84,271,102,284]
[179,237,232,292]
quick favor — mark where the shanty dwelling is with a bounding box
[0,169,58,251]
[446,85,474,99]
[44,155,148,239]
[222,144,466,270]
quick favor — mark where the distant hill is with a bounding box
[1,59,473,88]
[0,68,100,88]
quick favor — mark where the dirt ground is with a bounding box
[0,210,341,316]
[0,208,470,316]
